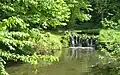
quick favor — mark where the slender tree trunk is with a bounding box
[68,8,75,29]
[71,13,75,27]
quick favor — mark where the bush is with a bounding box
[0,17,64,75]
[91,29,120,75]
[99,29,120,42]
[101,18,120,29]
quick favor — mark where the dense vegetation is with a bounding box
[0,0,91,74]
[0,0,120,75]
[90,0,120,74]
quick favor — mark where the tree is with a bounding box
[65,0,92,28]
[0,0,70,74]
[91,0,120,23]
[0,0,70,28]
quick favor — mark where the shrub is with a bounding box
[91,29,120,75]
[0,17,62,75]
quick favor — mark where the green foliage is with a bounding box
[0,57,9,75]
[0,0,70,28]
[91,43,120,75]
[92,0,110,15]
[65,0,92,21]
[91,0,120,23]
[101,18,120,29]
[99,29,120,42]
[99,30,120,54]
[65,0,92,28]
[0,16,64,75]
[29,29,62,50]
[0,49,38,64]
[5,32,30,40]
[0,16,29,31]
[78,34,98,39]
[70,32,98,39]
[91,29,120,75]
[0,0,115,75]
[60,35,69,47]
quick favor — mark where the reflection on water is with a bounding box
[6,48,98,75]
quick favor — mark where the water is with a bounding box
[6,48,98,75]
[69,34,97,48]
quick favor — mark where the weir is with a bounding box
[69,47,94,49]
[69,34,98,58]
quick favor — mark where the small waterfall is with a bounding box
[75,35,78,47]
[78,37,82,47]
[69,35,97,47]
[69,34,97,59]
[90,37,93,47]
[86,38,90,47]
[70,35,75,47]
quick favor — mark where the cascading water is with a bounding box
[78,37,82,47]
[90,37,93,47]
[86,38,90,47]
[69,34,97,59]
[69,35,96,47]
[69,35,75,47]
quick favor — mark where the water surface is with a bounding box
[7,48,98,75]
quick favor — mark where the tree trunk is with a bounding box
[67,8,76,29]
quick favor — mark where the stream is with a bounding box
[6,48,98,75]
